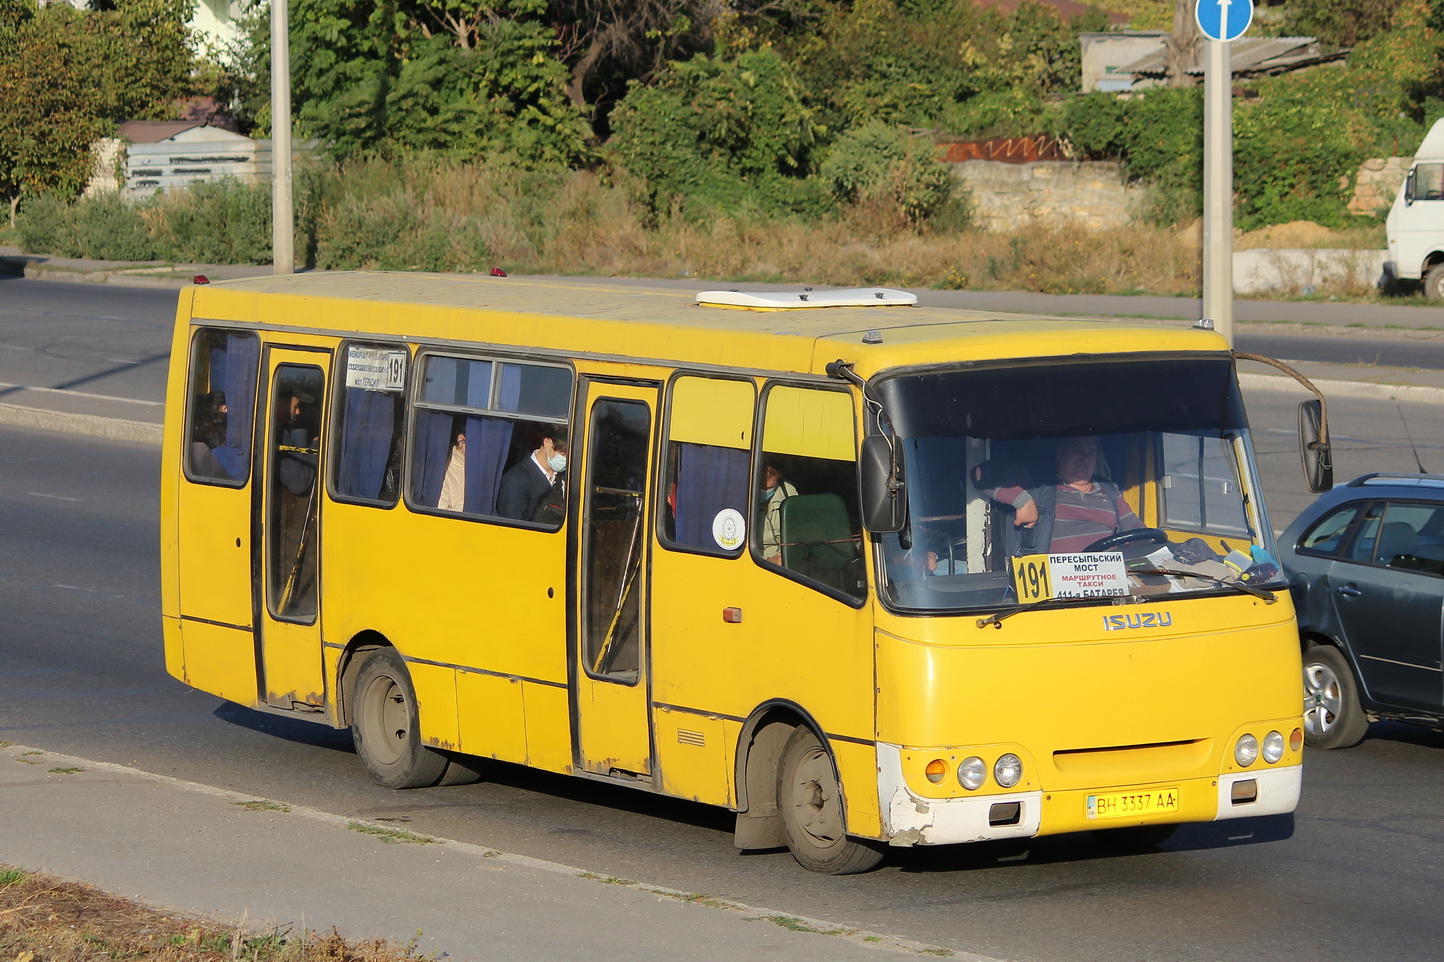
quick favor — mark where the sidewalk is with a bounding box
[0,743,973,961]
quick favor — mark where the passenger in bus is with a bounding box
[976,436,1142,555]
[496,433,567,521]
[437,432,466,511]
[276,388,320,612]
[758,458,798,563]
[190,390,229,478]
[278,390,318,497]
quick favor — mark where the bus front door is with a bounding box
[255,349,330,712]
[573,381,658,778]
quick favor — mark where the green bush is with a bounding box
[154,180,272,264]
[608,48,830,219]
[819,123,956,224]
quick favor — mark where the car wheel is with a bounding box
[1425,263,1444,301]
[1302,645,1368,750]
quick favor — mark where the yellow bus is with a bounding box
[161,273,1309,874]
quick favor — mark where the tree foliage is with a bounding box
[607,47,828,216]
[285,0,590,165]
[0,4,110,220]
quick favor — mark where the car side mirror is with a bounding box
[1299,399,1333,493]
[1405,169,1417,205]
[859,435,906,533]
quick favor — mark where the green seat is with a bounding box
[779,493,859,588]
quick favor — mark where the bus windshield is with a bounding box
[873,355,1284,612]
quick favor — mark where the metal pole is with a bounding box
[1202,37,1232,344]
[270,0,294,275]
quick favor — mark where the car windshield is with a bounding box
[872,355,1284,612]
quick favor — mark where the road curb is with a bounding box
[1239,371,1444,403]
[0,403,162,445]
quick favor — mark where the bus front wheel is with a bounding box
[351,648,449,789]
[776,726,885,875]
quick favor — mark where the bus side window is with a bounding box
[755,385,865,601]
[660,376,753,555]
[332,343,409,505]
[184,328,258,484]
[407,353,572,525]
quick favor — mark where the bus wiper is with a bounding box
[976,595,1074,629]
[1131,566,1277,603]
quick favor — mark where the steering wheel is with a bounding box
[1082,527,1168,552]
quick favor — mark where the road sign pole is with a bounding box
[1202,37,1232,344]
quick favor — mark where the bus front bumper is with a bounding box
[876,745,1300,847]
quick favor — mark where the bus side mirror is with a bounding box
[860,435,906,533]
[1299,399,1333,493]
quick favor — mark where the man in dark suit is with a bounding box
[496,434,567,521]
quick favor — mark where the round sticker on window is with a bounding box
[712,508,745,551]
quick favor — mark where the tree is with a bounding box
[285,0,591,164]
[607,47,827,216]
[1164,0,1199,87]
[0,3,110,224]
[547,0,715,125]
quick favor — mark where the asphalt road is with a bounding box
[3,277,1444,959]
[3,419,1444,961]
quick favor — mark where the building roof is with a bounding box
[1123,37,1348,78]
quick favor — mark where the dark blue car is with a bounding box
[1280,474,1444,749]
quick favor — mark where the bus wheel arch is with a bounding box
[733,707,800,851]
[347,643,450,789]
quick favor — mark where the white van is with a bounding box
[1386,119,1444,297]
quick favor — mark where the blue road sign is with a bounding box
[1195,0,1253,42]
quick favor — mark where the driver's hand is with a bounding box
[1014,500,1038,527]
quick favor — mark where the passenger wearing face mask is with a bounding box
[496,432,569,521]
[758,458,798,564]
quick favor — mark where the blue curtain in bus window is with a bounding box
[675,444,748,550]
[210,334,257,480]
[335,389,394,499]
[465,370,519,514]
[414,410,453,507]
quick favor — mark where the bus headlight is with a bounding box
[994,753,1023,788]
[958,756,987,790]
[1262,730,1285,764]
[1234,733,1259,767]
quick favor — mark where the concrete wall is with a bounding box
[953,159,1143,232]
[1233,248,1389,295]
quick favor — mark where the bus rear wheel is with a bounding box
[776,726,885,875]
[351,648,449,789]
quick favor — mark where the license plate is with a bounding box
[1087,787,1180,820]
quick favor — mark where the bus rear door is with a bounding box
[573,379,658,778]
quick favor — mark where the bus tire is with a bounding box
[1092,824,1178,850]
[1302,644,1368,750]
[776,726,885,875]
[436,752,489,787]
[350,648,449,789]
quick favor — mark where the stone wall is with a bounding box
[955,156,1409,231]
[953,159,1143,232]
[1351,157,1409,215]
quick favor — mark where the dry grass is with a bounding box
[0,865,430,962]
[304,159,1394,298]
